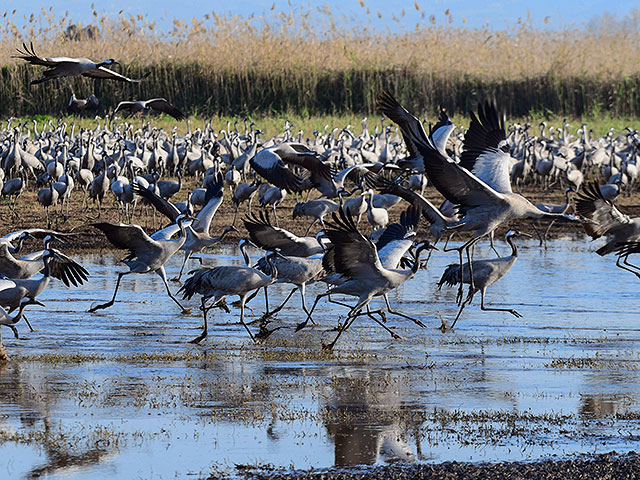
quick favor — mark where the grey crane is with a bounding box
[575,182,640,277]
[136,177,237,281]
[437,229,529,328]
[377,91,573,302]
[2,175,25,217]
[114,98,185,121]
[14,42,149,85]
[37,180,60,227]
[299,203,424,333]
[68,93,99,114]
[156,168,182,201]
[305,207,436,350]
[292,198,339,235]
[88,214,194,313]
[364,189,389,230]
[249,143,332,194]
[232,181,260,225]
[244,211,324,257]
[179,248,280,344]
[0,234,88,284]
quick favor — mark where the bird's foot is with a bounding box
[188,331,207,344]
[321,340,337,351]
[180,308,191,315]
[88,301,113,313]
[170,277,182,283]
[437,313,449,333]
[9,325,19,339]
[256,324,283,341]
[510,310,523,318]
[295,320,310,332]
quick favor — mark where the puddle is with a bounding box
[1,240,640,479]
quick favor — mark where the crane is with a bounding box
[437,229,530,328]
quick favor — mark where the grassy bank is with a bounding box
[0,7,639,117]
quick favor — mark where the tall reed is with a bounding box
[0,6,639,117]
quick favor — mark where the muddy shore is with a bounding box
[1,182,633,252]
[225,451,640,480]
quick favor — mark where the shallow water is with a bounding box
[1,239,640,479]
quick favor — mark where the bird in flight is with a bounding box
[14,42,149,85]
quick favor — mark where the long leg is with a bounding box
[259,286,296,321]
[305,218,318,236]
[449,288,474,329]
[173,250,192,282]
[616,254,640,278]
[479,288,522,318]
[88,271,131,312]
[239,294,256,341]
[156,267,188,313]
[323,297,373,350]
[383,294,425,328]
[296,291,330,331]
[189,295,214,344]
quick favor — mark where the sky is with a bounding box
[5,0,639,32]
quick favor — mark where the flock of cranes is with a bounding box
[1,44,640,356]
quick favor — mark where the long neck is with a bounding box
[264,255,278,280]
[506,236,518,257]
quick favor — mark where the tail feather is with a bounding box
[437,263,461,289]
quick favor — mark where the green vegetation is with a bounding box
[0,6,639,117]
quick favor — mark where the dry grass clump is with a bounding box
[0,5,639,116]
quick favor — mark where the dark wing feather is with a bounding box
[575,182,631,239]
[275,144,332,183]
[376,91,504,208]
[375,175,451,225]
[114,101,140,116]
[12,42,60,67]
[323,207,384,280]
[249,149,304,192]
[146,98,186,120]
[132,183,181,223]
[47,249,90,287]
[612,242,640,257]
[375,203,420,252]
[243,211,302,251]
[459,101,507,172]
[376,91,431,151]
[91,222,161,258]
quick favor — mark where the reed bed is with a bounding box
[0,5,639,117]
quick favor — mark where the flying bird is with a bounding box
[114,98,186,121]
[14,42,149,85]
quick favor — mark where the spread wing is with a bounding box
[83,67,150,83]
[92,222,163,259]
[47,248,90,287]
[250,149,304,192]
[323,207,385,281]
[377,91,505,210]
[13,42,78,67]
[243,211,305,251]
[575,182,632,239]
[193,175,224,233]
[460,102,513,193]
[146,98,186,120]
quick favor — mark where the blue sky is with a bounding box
[6,0,639,31]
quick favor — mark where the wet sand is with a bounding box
[3,182,635,251]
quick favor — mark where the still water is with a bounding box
[1,239,639,479]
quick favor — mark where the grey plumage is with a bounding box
[437,229,528,328]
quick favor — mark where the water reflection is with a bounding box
[1,243,640,478]
[323,373,415,466]
[0,362,116,479]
